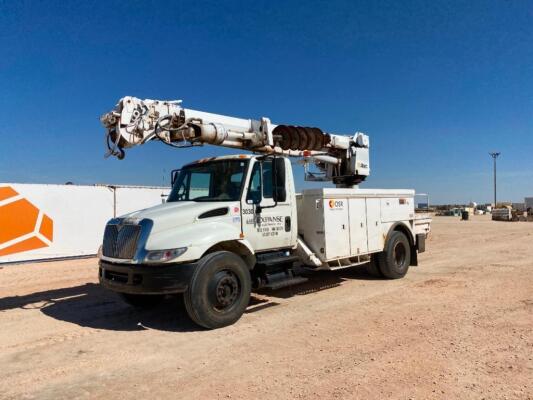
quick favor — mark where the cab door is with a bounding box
[241,158,293,251]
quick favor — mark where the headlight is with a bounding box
[144,247,187,263]
[97,245,103,259]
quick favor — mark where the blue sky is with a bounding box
[1,0,531,204]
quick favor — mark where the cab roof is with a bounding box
[184,154,254,167]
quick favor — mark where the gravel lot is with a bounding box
[1,215,532,400]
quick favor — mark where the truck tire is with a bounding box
[377,231,411,279]
[184,251,251,329]
[365,257,384,278]
[119,293,164,308]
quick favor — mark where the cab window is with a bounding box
[246,163,261,203]
[262,160,273,198]
[167,160,247,202]
[189,172,211,199]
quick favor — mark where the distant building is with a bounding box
[525,197,533,211]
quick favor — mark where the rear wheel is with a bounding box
[365,257,383,278]
[377,231,411,279]
[119,293,164,308]
[184,251,251,329]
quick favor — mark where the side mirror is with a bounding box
[272,158,287,203]
[171,169,180,185]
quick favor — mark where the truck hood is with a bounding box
[121,201,236,234]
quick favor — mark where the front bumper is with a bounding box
[99,260,196,295]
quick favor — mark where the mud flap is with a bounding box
[410,233,426,266]
[410,248,418,266]
[416,234,426,253]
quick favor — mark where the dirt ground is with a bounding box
[0,215,532,400]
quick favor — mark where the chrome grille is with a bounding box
[102,224,141,259]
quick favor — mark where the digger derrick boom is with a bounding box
[101,96,370,187]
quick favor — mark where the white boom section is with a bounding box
[101,96,370,186]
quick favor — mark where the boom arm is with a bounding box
[101,96,370,186]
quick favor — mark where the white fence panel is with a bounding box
[0,183,169,263]
[115,186,167,216]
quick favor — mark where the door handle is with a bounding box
[285,216,291,232]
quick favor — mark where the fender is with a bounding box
[201,238,257,269]
[236,239,255,257]
[384,221,414,245]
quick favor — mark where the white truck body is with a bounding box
[297,188,430,269]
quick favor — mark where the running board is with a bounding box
[258,269,309,290]
[264,276,308,290]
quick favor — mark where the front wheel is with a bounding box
[377,231,411,279]
[184,251,251,329]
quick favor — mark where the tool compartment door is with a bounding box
[323,199,350,259]
[365,198,382,252]
[348,198,368,255]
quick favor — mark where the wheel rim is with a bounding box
[393,242,407,267]
[209,269,241,312]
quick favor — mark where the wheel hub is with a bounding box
[393,242,406,266]
[211,270,240,310]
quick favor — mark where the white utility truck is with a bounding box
[98,97,431,329]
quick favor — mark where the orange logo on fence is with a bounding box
[0,186,53,256]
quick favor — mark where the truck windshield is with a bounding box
[167,159,249,202]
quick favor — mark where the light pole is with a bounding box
[489,152,500,207]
